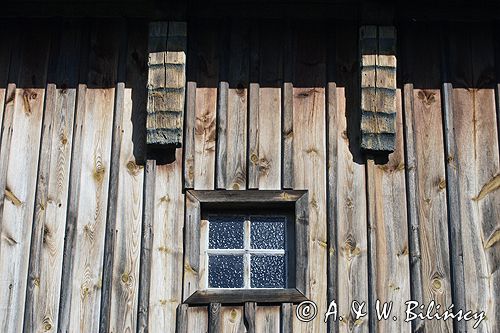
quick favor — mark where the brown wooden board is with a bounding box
[401,23,453,333]
[291,22,328,332]
[58,20,120,333]
[448,24,499,333]
[366,89,411,332]
[24,20,81,333]
[0,22,51,333]
[334,24,369,333]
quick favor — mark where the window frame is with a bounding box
[183,190,309,304]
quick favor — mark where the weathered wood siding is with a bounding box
[0,19,498,333]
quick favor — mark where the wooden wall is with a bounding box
[0,19,498,333]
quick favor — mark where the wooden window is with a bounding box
[183,190,309,304]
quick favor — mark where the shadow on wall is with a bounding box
[0,19,498,166]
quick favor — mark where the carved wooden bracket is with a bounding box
[147,21,186,147]
[360,25,396,152]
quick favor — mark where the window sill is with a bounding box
[185,288,307,304]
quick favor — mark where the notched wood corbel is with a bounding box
[360,25,397,152]
[146,21,187,148]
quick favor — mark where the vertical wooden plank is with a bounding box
[58,22,91,332]
[221,305,246,333]
[193,22,218,191]
[325,22,338,333]
[256,306,280,333]
[208,303,221,333]
[402,24,453,333]
[366,90,411,333]
[0,23,51,333]
[98,19,127,332]
[282,22,294,189]
[254,21,282,191]
[24,20,81,333]
[137,159,156,333]
[280,303,293,333]
[107,21,147,333]
[149,149,184,333]
[224,21,249,190]
[0,22,14,151]
[334,24,369,333]
[291,22,328,333]
[175,303,188,333]
[61,20,120,333]
[216,20,230,190]
[244,302,256,333]
[187,306,208,333]
[448,24,499,333]
[247,24,260,190]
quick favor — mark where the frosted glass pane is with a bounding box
[250,216,286,249]
[208,216,244,249]
[208,255,244,288]
[250,255,285,288]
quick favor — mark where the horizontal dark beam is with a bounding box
[187,190,307,203]
[1,1,500,22]
[185,288,307,304]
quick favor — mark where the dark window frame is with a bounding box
[183,190,309,304]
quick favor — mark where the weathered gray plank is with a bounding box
[359,25,397,152]
[447,24,499,333]
[282,22,294,189]
[225,21,249,190]
[208,303,221,333]
[0,23,51,333]
[244,302,256,333]
[148,149,184,332]
[366,89,411,333]
[24,20,81,333]
[106,20,147,333]
[182,190,201,302]
[137,159,156,333]
[404,84,453,332]
[61,20,120,333]
[280,303,293,333]
[146,22,187,147]
[291,23,327,332]
[175,303,188,333]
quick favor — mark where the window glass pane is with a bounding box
[250,255,285,288]
[208,216,244,249]
[208,255,244,288]
[250,216,286,249]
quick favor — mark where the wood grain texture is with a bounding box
[149,149,184,333]
[107,21,147,333]
[291,23,327,333]
[359,25,397,152]
[256,305,280,333]
[24,21,80,333]
[137,159,156,333]
[334,24,369,333]
[147,21,187,147]
[366,89,411,333]
[334,87,369,333]
[221,305,246,333]
[224,21,249,191]
[244,302,256,333]
[208,303,221,333]
[404,82,453,333]
[63,20,120,333]
[0,24,51,333]
[447,25,499,333]
[187,306,208,333]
